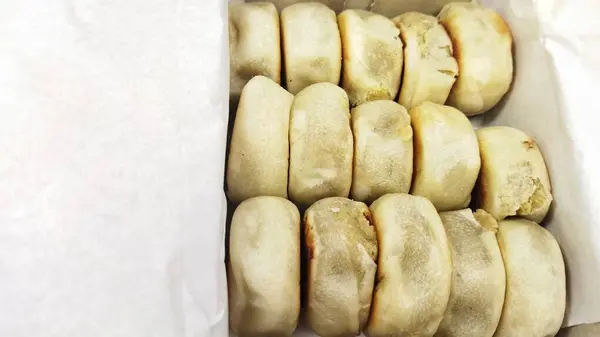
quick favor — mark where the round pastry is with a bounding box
[226,76,294,203]
[281,3,342,94]
[228,196,301,337]
[410,101,481,212]
[494,218,566,337]
[305,197,377,337]
[246,0,348,13]
[366,193,452,337]
[393,12,458,110]
[435,209,505,337]
[475,126,553,223]
[229,2,281,99]
[288,83,353,207]
[339,9,403,106]
[351,100,413,204]
[438,2,513,115]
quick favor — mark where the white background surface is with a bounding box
[0,0,599,336]
[0,1,229,336]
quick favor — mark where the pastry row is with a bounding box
[229,1,513,116]
[226,77,553,222]
[228,195,566,337]
[244,0,463,17]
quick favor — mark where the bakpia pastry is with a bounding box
[351,100,413,204]
[228,196,301,337]
[439,2,513,116]
[229,2,281,99]
[281,3,342,94]
[289,83,353,207]
[366,194,452,337]
[227,76,294,203]
[410,101,481,212]
[393,12,458,110]
[339,10,403,106]
[304,197,377,337]
[436,209,505,337]
[246,0,347,12]
[494,218,566,337]
[476,126,553,223]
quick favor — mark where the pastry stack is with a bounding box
[226,2,566,337]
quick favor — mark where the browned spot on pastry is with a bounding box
[522,138,536,150]
[305,224,315,261]
[238,61,270,83]
[368,277,385,331]
[474,209,499,233]
[441,22,461,60]
[490,12,512,40]
[310,57,327,70]
[476,153,490,210]
[438,69,457,76]
[410,112,426,191]
[363,209,373,226]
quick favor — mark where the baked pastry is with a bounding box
[229,2,281,99]
[228,196,301,337]
[227,76,294,203]
[393,12,458,110]
[339,10,403,106]
[288,83,353,207]
[435,209,505,337]
[246,0,347,12]
[439,2,513,116]
[494,218,566,337]
[475,126,553,223]
[281,3,342,94]
[366,193,452,337]
[351,100,413,204]
[305,197,377,337]
[410,101,481,212]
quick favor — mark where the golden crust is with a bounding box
[475,126,553,222]
[288,83,353,207]
[229,3,281,99]
[438,2,513,115]
[228,197,301,337]
[410,101,481,212]
[246,0,348,12]
[305,197,377,337]
[339,10,403,106]
[226,76,294,203]
[494,218,566,337]
[435,209,505,337]
[393,12,458,110]
[351,100,413,204]
[281,3,342,94]
[366,194,452,337]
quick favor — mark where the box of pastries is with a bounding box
[226,0,600,336]
[1,0,598,336]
